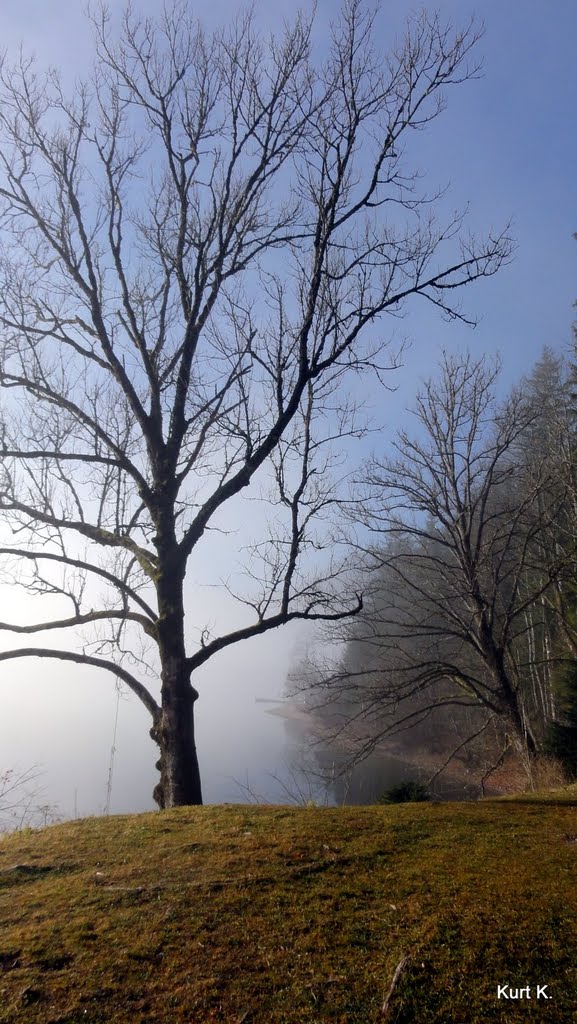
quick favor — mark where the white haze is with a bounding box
[0,581,306,818]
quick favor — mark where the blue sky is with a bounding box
[0,0,576,816]
[3,0,575,400]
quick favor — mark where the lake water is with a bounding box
[211,704,477,807]
[0,691,475,833]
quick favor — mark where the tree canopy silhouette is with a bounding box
[0,1,510,806]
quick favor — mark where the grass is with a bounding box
[0,790,576,1023]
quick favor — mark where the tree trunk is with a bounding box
[498,674,538,758]
[152,682,202,808]
[152,560,203,808]
[474,603,538,756]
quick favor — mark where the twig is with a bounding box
[380,955,410,1019]
[480,737,511,796]
[427,716,494,786]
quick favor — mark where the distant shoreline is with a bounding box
[264,701,513,797]
[265,703,314,724]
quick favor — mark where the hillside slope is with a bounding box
[0,796,576,1023]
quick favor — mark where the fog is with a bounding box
[0,602,312,819]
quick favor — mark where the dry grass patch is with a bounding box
[0,797,576,1022]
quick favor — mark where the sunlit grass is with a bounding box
[0,792,576,1022]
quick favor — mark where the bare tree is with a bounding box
[0,2,510,807]
[0,765,60,832]
[336,354,567,765]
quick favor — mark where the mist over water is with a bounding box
[1,666,474,831]
[0,624,319,821]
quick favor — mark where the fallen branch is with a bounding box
[380,955,411,1018]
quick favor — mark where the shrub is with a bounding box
[377,780,431,804]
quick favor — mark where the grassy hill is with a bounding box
[0,793,576,1023]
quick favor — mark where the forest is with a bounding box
[287,339,577,797]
